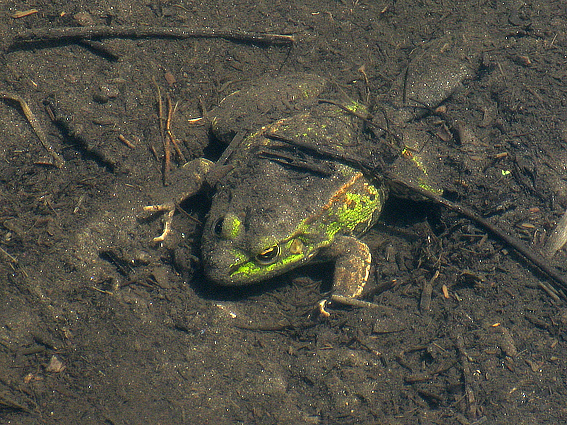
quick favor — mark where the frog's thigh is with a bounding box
[326,235,371,299]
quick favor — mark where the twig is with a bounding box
[167,130,186,163]
[456,334,480,419]
[0,92,64,168]
[165,97,186,162]
[162,93,174,185]
[12,25,295,46]
[152,78,165,139]
[0,246,18,265]
[331,294,391,309]
[118,134,136,149]
[420,270,439,313]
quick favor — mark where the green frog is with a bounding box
[174,59,471,310]
[202,98,388,303]
[70,49,472,307]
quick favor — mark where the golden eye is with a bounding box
[256,245,279,265]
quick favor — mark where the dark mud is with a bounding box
[1,1,567,424]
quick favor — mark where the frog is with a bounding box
[201,97,388,305]
[165,55,471,311]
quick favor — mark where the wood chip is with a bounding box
[496,326,518,357]
[164,71,176,86]
[12,9,39,19]
[45,355,65,373]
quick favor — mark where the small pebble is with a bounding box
[93,84,120,103]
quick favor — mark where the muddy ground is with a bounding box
[1,0,567,424]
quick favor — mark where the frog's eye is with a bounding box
[256,245,279,265]
[213,217,224,236]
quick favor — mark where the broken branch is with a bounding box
[12,25,295,46]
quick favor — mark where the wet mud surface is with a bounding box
[1,1,567,424]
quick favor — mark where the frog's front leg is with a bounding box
[143,157,213,243]
[318,235,373,316]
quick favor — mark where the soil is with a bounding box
[1,1,567,424]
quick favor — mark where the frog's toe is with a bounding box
[315,295,386,318]
[142,202,176,243]
[317,299,332,318]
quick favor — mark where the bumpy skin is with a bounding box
[202,99,388,299]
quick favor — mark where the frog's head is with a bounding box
[201,210,321,286]
[200,181,324,286]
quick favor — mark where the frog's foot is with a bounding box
[142,202,176,243]
[317,235,373,317]
[141,158,214,243]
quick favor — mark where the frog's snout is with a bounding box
[202,248,246,286]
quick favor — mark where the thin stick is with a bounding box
[0,246,17,264]
[0,92,64,168]
[456,334,479,419]
[167,130,186,163]
[118,134,136,149]
[162,94,173,185]
[13,25,295,46]
[152,78,165,139]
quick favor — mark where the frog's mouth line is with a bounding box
[226,250,316,284]
[227,259,293,282]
